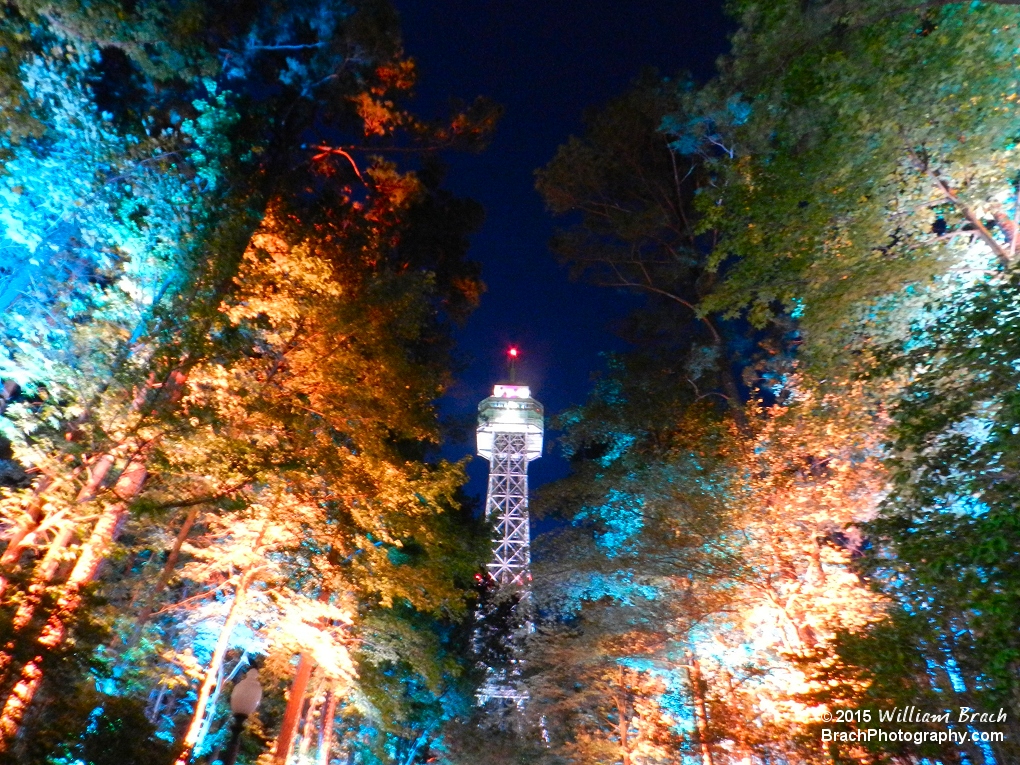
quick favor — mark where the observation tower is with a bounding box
[475,348,543,706]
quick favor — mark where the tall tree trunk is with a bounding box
[274,586,331,765]
[0,490,47,574]
[195,659,228,754]
[685,649,715,765]
[0,364,170,596]
[10,521,77,632]
[722,671,754,765]
[0,518,76,689]
[0,370,156,593]
[274,652,315,765]
[401,728,432,765]
[0,456,146,750]
[0,521,78,685]
[934,622,992,765]
[615,666,631,765]
[75,452,117,504]
[147,682,170,725]
[174,573,253,764]
[297,687,322,763]
[317,688,339,765]
[0,447,117,596]
[4,448,123,632]
[124,506,200,648]
[716,346,750,437]
[0,476,62,593]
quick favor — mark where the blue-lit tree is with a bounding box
[0,2,493,762]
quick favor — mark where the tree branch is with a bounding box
[602,270,721,344]
[142,477,255,512]
[903,141,1011,268]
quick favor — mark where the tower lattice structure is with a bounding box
[475,383,543,707]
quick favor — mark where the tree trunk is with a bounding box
[0,445,120,596]
[0,492,46,573]
[174,574,252,764]
[0,475,61,593]
[147,682,170,725]
[195,658,228,754]
[0,363,168,595]
[274,652,315,765]
[9,521,77,632]
[0,520,79,684]
[722,671,754,765]
[0,519,77,699]
[317,688,339,765]
[902,143,1012,268]
[60,458,144,588]
[0,456,144,749]
[715,346,750,437]
[616,666,631,765]
[274,586,332,765]
[75,452,117,503]
[5,450,124,635]
[0,368,155,591]
[685,650,715,765]
[297,687,322,763]
[125,506,200,648]
[402,728,432,765]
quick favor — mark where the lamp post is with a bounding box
[220,669,262,765]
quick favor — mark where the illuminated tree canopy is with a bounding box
[527,2,1020,764]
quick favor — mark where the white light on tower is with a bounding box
[477,385,543,585]
[476,348,543,706]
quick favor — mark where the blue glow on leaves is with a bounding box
[575,488,645,556]
[554,571,658,615]
[598,433,636,467]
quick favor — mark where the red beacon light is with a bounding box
[506,347,520,382]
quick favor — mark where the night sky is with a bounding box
[393,0,734,496]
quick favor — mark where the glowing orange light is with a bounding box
[508,348,518,357]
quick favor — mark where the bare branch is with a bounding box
[602,273,722,344]
[903,141,1011,268]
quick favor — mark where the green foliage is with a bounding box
[863,270,1020,744]
[45,692,178,765]
[536,74,752,426]
[685,1,1020,363]
[437,718,558,765]
[794,611,957,765]
[528,7,1020,763]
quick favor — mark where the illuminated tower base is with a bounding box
[476,382,543,707]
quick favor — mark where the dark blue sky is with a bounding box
[394,0,733,495]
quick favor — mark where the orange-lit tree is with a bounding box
[0,1,492,760]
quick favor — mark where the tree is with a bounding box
[844,268,1020,761]
[530,355,890,763]
[0,0,494,757]
[678,1,1020,364]
[536,74,751,432]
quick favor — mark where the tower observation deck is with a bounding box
[476,381,543,706]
